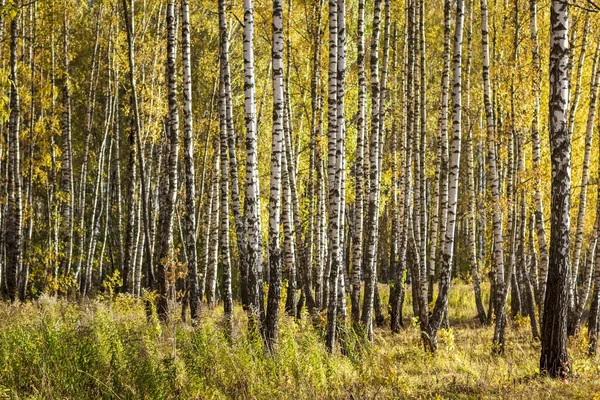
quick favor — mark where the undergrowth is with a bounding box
[0,284,599,399]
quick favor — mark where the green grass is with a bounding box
[0,284,599,399]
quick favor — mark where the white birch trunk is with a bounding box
[242,0,264,324]
[265,0,285,351]
[429,0,464,350]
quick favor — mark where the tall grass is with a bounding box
[0,284,599,399]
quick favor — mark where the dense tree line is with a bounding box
[0,0,596,378]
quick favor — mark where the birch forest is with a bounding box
[1,0,600,397]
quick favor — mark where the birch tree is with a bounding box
[206,148,220,306]
[60,9,74,281]
[242,0,264,325]
[121,0,154,305]
[432,0,452,297]
[155,0,179,320]
[465,0,486,324]
[265,0,285,351]
[351,0,366,326]
[360,0,382,342]
[5,1,22,301]
[181,0,200,321]
[540,0,570,378]
[428,0,464,351]
[308,0,324,311]
[324,0,341,351]
[481,0,507,353]
[529,0,549,311]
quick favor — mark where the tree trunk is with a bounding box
[206,148,220,306]
[335,0,348,336]
[218,42,233,334]
[155,0,179,321]
[282,17,317,315]
[265,0,285,352]
[434,0,452,297]
[429,0,464,351]
[220,0,248,316]
[282,114,297,317]
[74,9,101,287]
[5,2,22,302]
[528,0,549,313]
[242,0,264,327]
[122,0,154,311]
[569,216,598,336]
[481,0,507,354]
[465,0,486,325]
[351,0,366,327]
[566,15,590,142]
[540,0,570,378]
[60,11,74,282]
[517,135,539,340]
[308,0,324,312]
[360,0,382,342]
[181,0,200,321]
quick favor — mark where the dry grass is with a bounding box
[0,283,599,399]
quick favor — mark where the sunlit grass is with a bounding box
[0,283,599,399]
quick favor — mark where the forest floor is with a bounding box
[0,283,599,399]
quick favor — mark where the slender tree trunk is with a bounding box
[265,0,285,351]
[83,93,112,296]
[395,15,412,332]
[360,0,382,342]
[5,2,22,302]
[181,0,200,321]
[113,46,125,292]
[528,212,539,301]
[540,0,570,378]
[566,15,590,142]
[335,0,348,337]
[417,0,427,323]
[529,0,549,312]
[282,17,317,316]
[351,0,366,326]
[242,0,264,327]
[74,9,101,286]
[99,134,113,290]
[60,10,74,281]
[517,134,539,339]
[407,0,429,348]
[481,0,507,354]
[123,109,138,295]
[218,58,233,335]
[206,147,220,306]
[569,210,598,336]
[282,115,297,317]
[21,2,38,300]
[465,0,486,325]
[508,0,521,321]
[389,23,404,333]
[434,0,452,296]
[122,0,154,311]
[429,0,464,351]
[324,0,340,351]
[316,156,327,309]
[217,0,248,317]
[308,0,324,311]
[155,0,179,320]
